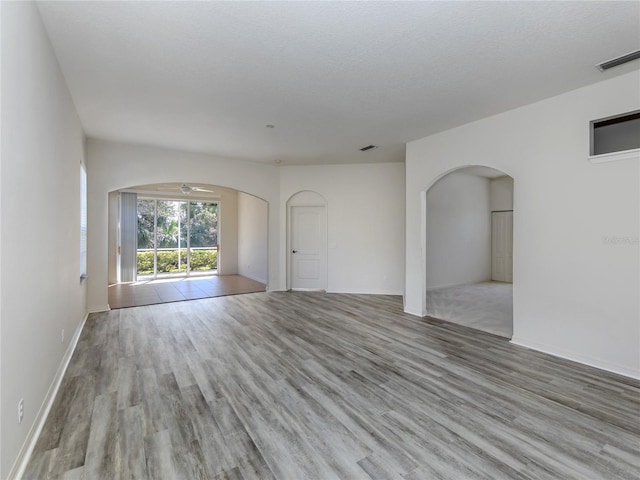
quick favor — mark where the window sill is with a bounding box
[589,148,640,164]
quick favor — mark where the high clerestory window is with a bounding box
[590,110,640,159]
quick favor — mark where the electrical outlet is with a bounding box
[61,329,65,343]
[18,399,24,424]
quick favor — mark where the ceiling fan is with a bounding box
[158,183,215,195]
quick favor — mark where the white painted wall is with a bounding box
[406,70,640,378]
[280,163,405,295]
[490,176,514,212]
[1,3,87,477]
[426,172,491,289]
[87,139,282,312]
[237,192,268,283]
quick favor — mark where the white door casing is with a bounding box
[492,210,513,283]
[290,205,327,290]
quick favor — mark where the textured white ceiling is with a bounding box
[37,1,640,165]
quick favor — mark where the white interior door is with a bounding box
[290,206,327,290]
[492,211,513,283]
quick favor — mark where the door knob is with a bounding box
[292,250,298,253]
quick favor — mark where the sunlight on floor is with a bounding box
[108,274,265,309]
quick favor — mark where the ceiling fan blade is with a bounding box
[191,187,213,193]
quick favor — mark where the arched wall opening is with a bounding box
[424,165,514,337]
[286,190,328,291]
[86,139,281,312]
[106,181,269,308]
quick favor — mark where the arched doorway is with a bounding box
[107,182,268,308]
[286,191,327,291]
[424,166,514,337]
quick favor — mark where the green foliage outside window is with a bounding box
[136,198,219,276]
[137,249,218,275]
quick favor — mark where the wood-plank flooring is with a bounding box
[24,292,640,479]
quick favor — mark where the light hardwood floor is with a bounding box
[24,292,639,479]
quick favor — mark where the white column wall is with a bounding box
[237,192,268,284]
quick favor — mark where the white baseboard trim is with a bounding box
[8,312,89,480]
[326,289,404,296]
[88,304,110,313]
[426,280,497,291]
[403,306,425,317]
[510,336,640,380]
[238,272,267,284]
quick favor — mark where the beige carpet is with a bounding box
[425,281,513,338]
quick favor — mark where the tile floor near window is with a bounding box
[108,275,266,309]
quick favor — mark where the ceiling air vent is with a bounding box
[597,49,640,71]
[360,145,379,152]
